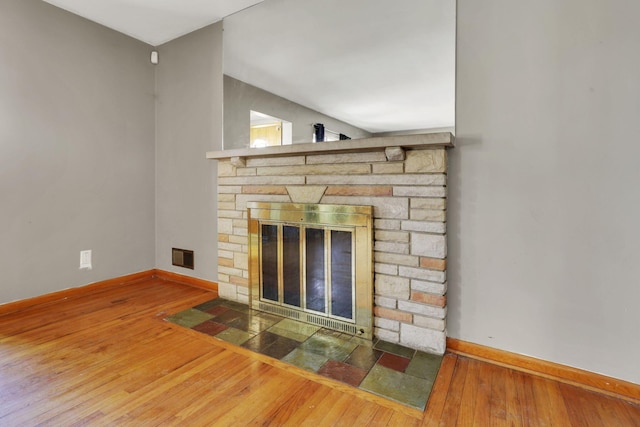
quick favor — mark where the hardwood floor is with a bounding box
[0,278,638,426]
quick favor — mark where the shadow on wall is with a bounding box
[445,135,483,339]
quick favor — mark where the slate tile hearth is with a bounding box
[166,298,442,410]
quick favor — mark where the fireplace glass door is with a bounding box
[259,223,354,322]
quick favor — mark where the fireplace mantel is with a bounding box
[206,132,454,160]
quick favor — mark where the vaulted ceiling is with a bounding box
[42,0,264,45]
[41,0,455,133]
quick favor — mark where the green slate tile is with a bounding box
[268,318,320,342]
[214,327,253,346]
[281,347,329,372]
[273,318,321,336]
[267,326,310,343]
[219,300,251,313]
[299,330,358,361]
[193,299,224,312]
[359,364,433,410]
[405,351,443,380]
[344,345,383,371]
[374,340,416,359]
[350,336,377,348]
[253,311,285,324]
[166,309,213,328]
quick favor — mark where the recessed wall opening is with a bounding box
[250,110,292,147]
[172,248,194,269]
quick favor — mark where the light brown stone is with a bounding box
[218,249,233,259]
[234,252,248,270]
[236,168,257,176]
[229,235,247,245]
[374,263,398,275]
[218,209,244,219]
[230,156,246,167]
[375,230,410,243]
[219,242,242,252]
[393,186,446,197]
[410,291,447,307]
[375,317,400,332]
[405,149,446,173]
[385,147,405,161]
[374,219,401,230]
[375,295,397,309]
[219,176,306,186]
[306,151,386,164]
[411,233,447,259]
[308,174,445,186]
[410,209,447,222]
[257,163,371,176]
[286,186,327,203]
[217,282,237,301]
[242,186,288,195]
[400,323,445,355]
[374,306,413,323]
[413,315,446,331]
[218,257,234,267]
[374,252,419,267]
[397,300,446,319]
[218,185,242,194]
[411,198,446,210]
[411,280,447,295]
[374,241,409,255]
[375,274,410,299]
[246,156,306,167]
[236,194,291,210]
[218,266,245,277]
[325,186,392,197]
[230,276,249,286]
[372,163,404,174]
[375,328,400,343]
[401,220,446,234]
[217,161,236,177]
[420,257,447,271]
[399,265,446,284]
[218,234,230,243]
[218,218,233,234]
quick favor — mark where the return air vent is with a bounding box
[172,248,194,269]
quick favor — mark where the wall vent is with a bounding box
[172,248,194,269]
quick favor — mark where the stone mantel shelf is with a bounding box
[206,132,454,160]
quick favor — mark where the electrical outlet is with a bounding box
[80,250,92,270]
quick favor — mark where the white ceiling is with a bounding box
[42,0,263,46]
[42,0,455,133]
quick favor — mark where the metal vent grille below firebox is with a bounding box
[259,302,359,335]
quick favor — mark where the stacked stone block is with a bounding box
[216,146,448,354]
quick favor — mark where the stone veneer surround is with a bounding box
[207,133,453,354]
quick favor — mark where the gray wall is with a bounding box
[223,75,372,149]
[0,0,156,303]
[452,0,640,383]
[155,23,223,282]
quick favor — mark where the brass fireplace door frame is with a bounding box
[248,202,374,339]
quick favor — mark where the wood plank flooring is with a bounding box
[0,278,638,426]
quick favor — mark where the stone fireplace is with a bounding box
[207,133,452,354]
